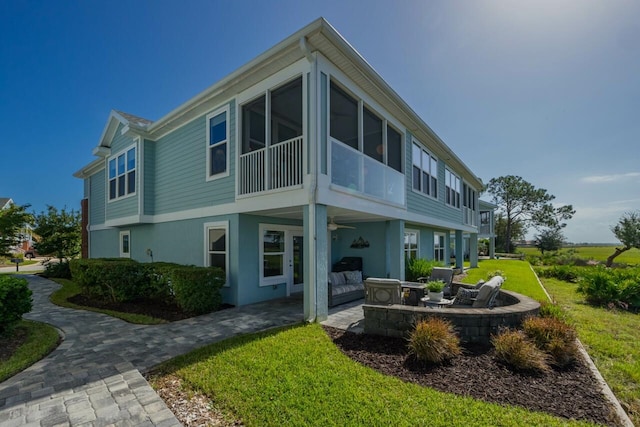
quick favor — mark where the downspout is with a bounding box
[300,36,317,322]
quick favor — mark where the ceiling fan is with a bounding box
[327,217,355,231]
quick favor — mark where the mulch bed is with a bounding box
[0,327,28,361]
[324,326,618,426]
[67,295,232,322]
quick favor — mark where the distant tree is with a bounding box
[33,206,81,262]
[494,213,525,252]
[485,175,575,253]
[535,228,565,254]
[606,211,640,267]
[0,203,33,256]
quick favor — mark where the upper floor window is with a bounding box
[412,142,437,198]
[445,169,461,208]
[330,80,403,172]
[206,107,229,180]
[108,146,136,201]
[241,76,303,154]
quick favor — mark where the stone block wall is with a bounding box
[363,290,540,344]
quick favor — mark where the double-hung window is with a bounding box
[206,107,229,179]
[404,230,419,260]
[412,142,437,198]
[445,169,461,208]
[108,146,136,201]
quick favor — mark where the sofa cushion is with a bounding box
[329,272,346,286]
[472,276,504,308]
[344,270,363,285]
[331,282,365,296]
[452,288,479,306]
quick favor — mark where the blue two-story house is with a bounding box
[74,18,489,321]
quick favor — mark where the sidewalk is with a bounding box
[0,275,304,426]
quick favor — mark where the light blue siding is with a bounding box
[405,130,463,224]
[105,124,140,220]
[106,195,137,220]
[90,229,120,258]
[320,72,328,175]
[143,139,155,216]
[89,169,106,225]
[111,123,136,154]
[152,100,236,215]
[330,221,388,278]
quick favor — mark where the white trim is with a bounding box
[119,230,131,258]
[236,60,309,105]
[204,221,230,287]
[205,105,231,182]
[106,142,138,203]
[404,229,420,259]
[434,232,446,262]
[136,137,143,216]
[89,224,115,232]
[104,215,142,227]
[258,224,303,287]
[411,138,439,200]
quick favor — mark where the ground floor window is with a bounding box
[263,229,285,278]
[119,230,130,258]
[434,233,445,262]
[205,221,229,286]
[404,230,419,259]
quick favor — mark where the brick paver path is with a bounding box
[0,275,302,426]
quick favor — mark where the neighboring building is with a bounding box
[74,18,493,321]
[478,200,497,258]
[0,197,35,254]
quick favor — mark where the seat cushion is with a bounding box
[332,282,365,296]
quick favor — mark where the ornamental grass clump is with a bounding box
[492,329,551,373]
[522,316,579,368]
[537,301,569,322]
[408,318,461,364]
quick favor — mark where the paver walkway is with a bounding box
[0,275,306,426]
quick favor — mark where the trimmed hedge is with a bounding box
[0,276,32,335]
[68,259,224,314]
[171,266,225,315]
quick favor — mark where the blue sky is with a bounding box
[1,0,638,243]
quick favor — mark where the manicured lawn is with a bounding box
[153,323,592,427]
[518,246,640,265]
[50,278,166,325]
[541,277,640,426]
[0,320,60,382]
[462,259,549,302]
[0,260,39,268]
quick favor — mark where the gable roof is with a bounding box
[80,17,483,188]
[0,197,12,209]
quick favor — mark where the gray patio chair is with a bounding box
[428,267,454,297]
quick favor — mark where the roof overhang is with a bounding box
[73,158,104,179]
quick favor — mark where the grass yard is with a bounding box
[541,277,640,426]
[50,278,166,325]
[152,323,593,427]
[461,259,549,302]
[0,320,60,382]
[518,246,640,265]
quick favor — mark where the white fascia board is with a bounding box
[146,18,326,139]
[73,158,105,179]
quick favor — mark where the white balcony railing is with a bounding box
[463,207,477,227]
[330,139,405,205]
[239,136,303,195]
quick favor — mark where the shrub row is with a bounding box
[535,265,581,282]
[405,258,443,282]
[577,266,640,310]
[492,315,579,373]
[69,259,224,315]
[0,276,32,335]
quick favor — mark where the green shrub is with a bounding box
[70,258,146,303]
[171,266,224,315]
[522,316,579,368]
[42,260,71,279]
[536,265,580,282]
[577,267,620,306]
[405,258,442,282]
[492,329,550,373]
[537,301,568,322]
[408,318,461,364]
[487,269,505,280]
[0,276,32,335]
[619,278,640,310]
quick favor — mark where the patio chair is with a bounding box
[427,267,454,297]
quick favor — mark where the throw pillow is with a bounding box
[452,288,478,306]
[344,270,363,284]
[329,272,346,286]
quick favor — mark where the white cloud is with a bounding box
[581,172,640,183]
